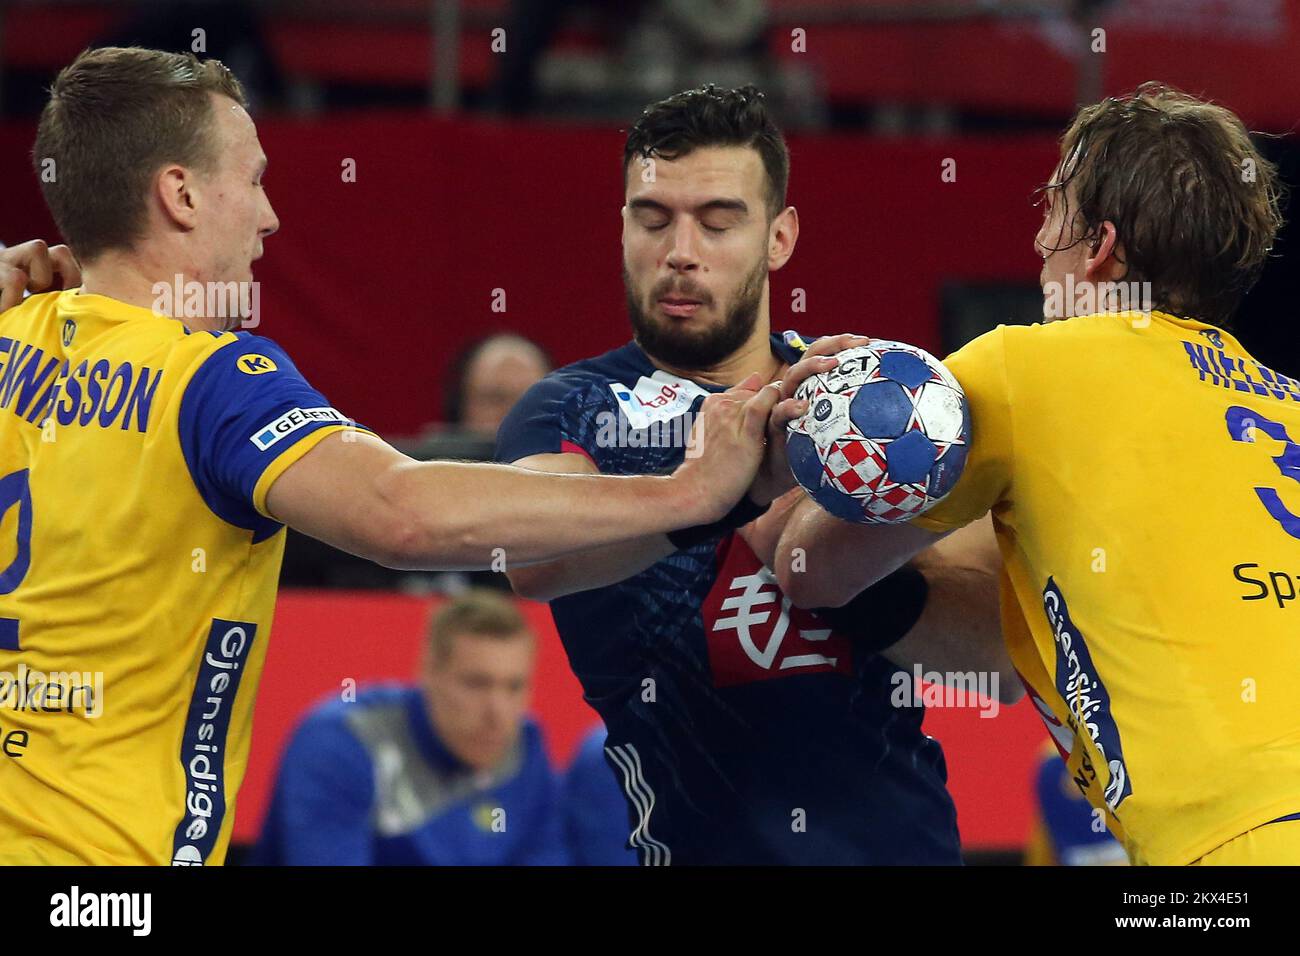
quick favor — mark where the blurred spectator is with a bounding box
[279,333,549,591]
[252,591,568,865]
[1023,742,1127,866]
[562,726,638,866]
[444,333,552,438]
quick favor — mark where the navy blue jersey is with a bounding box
[496,332,961,865]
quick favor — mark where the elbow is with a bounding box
[361,468,450,569]
[996,669,1026,705]
[362,517,428,570]
[778,560,853,610]
[370,516,486,571]
[506,568,560,604]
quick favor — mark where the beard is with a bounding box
[624,257,767,371]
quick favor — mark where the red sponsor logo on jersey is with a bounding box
[701,536,853,687]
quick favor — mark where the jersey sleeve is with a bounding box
[495,373,601,465]
[178,334,371,539]
[909,326,1015,533]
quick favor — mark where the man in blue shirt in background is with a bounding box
[255,590,567,865]
[562,726,638,866]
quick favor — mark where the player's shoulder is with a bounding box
[547,341,651,390]
[176,330,311,401]
[0,289,60,326]
[182,329,293,368]
[996,312,1136,347]
[512,342,651,412]
[771,329,821,363]
[947,315,1110,369]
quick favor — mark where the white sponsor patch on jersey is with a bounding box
[608,371,710,430]
[250,406,347,450]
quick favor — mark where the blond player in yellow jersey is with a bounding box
[774,84,1299,865]
[0,48,790,865]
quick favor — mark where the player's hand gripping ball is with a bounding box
[785,341,970,523]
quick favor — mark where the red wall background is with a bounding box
[239,590,1044,852]
[1,115,1056,436]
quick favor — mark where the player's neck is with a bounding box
[652,321,781,389]
[80,253,226,333]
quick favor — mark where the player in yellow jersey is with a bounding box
[774,84,1300,865]
[0,48,787,865]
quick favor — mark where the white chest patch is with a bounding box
[608,371,711,430]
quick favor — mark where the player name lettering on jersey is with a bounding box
[51,356,162,433]
[0,336,63,423]
[1182,341,1300,401]
[0,337,163,432]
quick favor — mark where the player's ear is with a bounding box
[1085,221,1126,281]
[768,205,799,271]
[156,163,199,231]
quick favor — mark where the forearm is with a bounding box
[883,560,1020,703]
[508,533,674,601]
[776,494,944,608]
[379,458,704,570]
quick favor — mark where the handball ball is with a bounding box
[785,341,970,524]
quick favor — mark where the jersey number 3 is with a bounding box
[1226,406,1300,539]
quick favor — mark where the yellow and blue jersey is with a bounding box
[0,290,364,865]
[912,310,1300,865]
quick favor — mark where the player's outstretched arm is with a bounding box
[503,450,676,602]
[266,381,779,571]
[502,336,864,601]
[748,494,1016,700]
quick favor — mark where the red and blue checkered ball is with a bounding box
[785,341,970,524]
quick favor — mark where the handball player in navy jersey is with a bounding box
[496,85,1018,864]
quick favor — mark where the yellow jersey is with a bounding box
[913,310,1300,865]
[0,290,362,864]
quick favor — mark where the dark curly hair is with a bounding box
[623,84,789,218]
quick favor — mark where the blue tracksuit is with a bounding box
[563,726,638,866]
[252,684,568,865]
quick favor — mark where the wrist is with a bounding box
[661,471,719,528]
[666,494,771,551]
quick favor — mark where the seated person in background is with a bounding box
[562,726,638,866]
[253,590,567,865]
[444,333,553,440]
[281,334,551,590]
[1023,742,1127,866]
